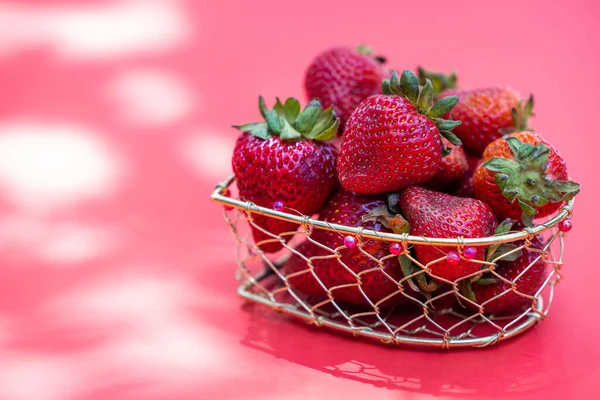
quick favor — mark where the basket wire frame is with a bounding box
[211,175,573,348]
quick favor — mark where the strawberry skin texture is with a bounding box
[232,133,338,253]
[305,47,388,130]
[338,95,443,194]
[285,190,409,307]
[426,138,468,190]
[452,154,481,198]
[473,131,569,221]
[400,186,498,282]
[472,236,547,314]
[440,88,520,156]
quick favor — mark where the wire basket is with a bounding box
[211,174,574,349]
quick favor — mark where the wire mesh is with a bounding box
[211,174,573,348]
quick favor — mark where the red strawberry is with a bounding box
[338,70,463,194]
[439,88,527,155]
[452,154,481,198]
[285,190,412,307]
[473,131,580,226]
[426,138,468,190]
[400,186,498,282]
[232,97,339,253]
[470,236,548,314]
[304,45,389,131]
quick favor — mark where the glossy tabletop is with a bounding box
[0,0,599,399]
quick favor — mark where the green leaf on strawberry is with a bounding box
[482,135,580,226]
[234,96,340,142]
[283,98,300,122]
[381,69,463,156]
[231,121,271,140]
[417,67,458,98]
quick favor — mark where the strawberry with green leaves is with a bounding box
[338,70,463,195]
[473,131,580,226]
[232,97,339,253]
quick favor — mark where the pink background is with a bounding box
[0,0,599,399]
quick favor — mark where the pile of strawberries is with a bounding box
[229,45,580,314]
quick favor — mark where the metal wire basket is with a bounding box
[211,174,574,349]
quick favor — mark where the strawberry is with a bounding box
[469,236,548,314]
[452,154,481,198]
[399,186,498,282]
[337,70,463,194]
[232,96,339,253]
[426,138,468,190]
[473,131,580,226]
[304,45,389,131]
[285,190,411,307]
[439,88,530,155]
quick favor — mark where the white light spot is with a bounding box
[38,223,122,264]
[45,274,239,385]
[0,0,188,60]
[107,69,195,127]
[0,214,123,265]
[0,121,122,211]
[0,354,82,400]
[181,131,235,179]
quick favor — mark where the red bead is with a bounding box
[273,200,285,211]
[464,247,477,260]
[389,242,403,255]
[344,235,357,249]
[558,219,572,232]
[447,250,460,265]
[222,188,234,210]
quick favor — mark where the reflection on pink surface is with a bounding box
[0,0,599,399]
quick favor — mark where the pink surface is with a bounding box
[0,0,599,399]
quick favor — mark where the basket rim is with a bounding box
[211,174,575,247]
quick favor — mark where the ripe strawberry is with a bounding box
[232,96,339,253]
[470,236,548,314]
[426,138,468,190]
[285,190,411,307]
[400,186,498,282]
[439,88,529,155]
[452,154,481,198]
[304,45,389,131]
[473,131,580,226]
[338,70,463,194]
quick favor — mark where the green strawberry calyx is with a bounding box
[233,96,339,141]
[459,220,531,304]
[356,44,387,64]
[482,136,580,226]
[417,67,458,98]
[361,205,438,294]
[467,219,524,285]
[382,69,462,155]
[361,204,410,234]
[501,94,535,134]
